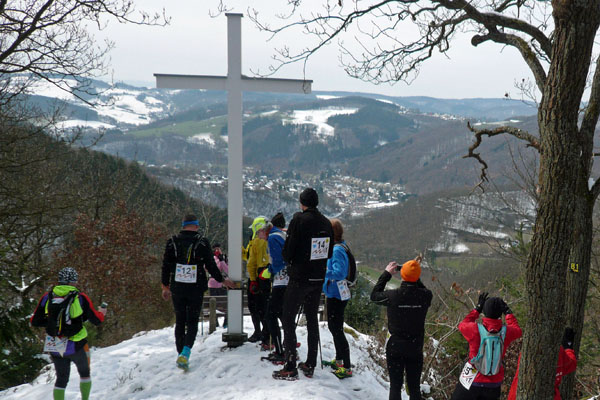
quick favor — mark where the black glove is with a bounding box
[562,327,575,350]
[501,299,513,315]
[475,292,488,313]
[249,280,259,295]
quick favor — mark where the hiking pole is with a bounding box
[318,329,323,369]
[295,303,304,330]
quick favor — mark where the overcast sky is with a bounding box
[94,1,536,99]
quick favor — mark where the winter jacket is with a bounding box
[508,347,577,400]
[323,242,350,300]
[208,255,229,288]
[246,236,269,281]
[268,227,288,287]
[370,271,432,344]
[282,207,334,284]
[30,285,105,356]
[162,230,223,294]
[458,309,522,388]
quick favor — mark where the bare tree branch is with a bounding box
[249,0,551,88]
[463,121,540,191]
[471,30,547,90]
[0,1,169,102]
[437,0,552,57]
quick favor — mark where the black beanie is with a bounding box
[271,212,286,228]
[299,188,319,208]
[483,297,504,319]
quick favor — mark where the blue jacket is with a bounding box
[323,242,350,299]
[268,227,286,275]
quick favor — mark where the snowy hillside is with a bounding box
[0,317,426,400]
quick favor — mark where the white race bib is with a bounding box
[336,280,351,301]
[43,335,68,355]
[310,237,330,260]
[175,264,198,283]
[459,361,478,390]
[273,268,290,287]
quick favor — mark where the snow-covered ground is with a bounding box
[0,317,425,400]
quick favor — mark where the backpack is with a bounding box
[470,323,507,376]
[336,243,357,287]
[171,234,208,265]
[45,289,83,337]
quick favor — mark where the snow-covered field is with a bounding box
[0,317,420,400]
[286,108,358,138]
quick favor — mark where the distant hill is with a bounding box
[24,76,557,207]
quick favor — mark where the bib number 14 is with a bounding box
[310,237,330,260]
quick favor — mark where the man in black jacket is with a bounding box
[161,214,234,370]
[273,188,334,380]
[371,255,432,400]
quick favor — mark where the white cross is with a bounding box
[155,13,312,347]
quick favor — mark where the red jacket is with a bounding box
[458,309,522,387]
[508,347,577,400]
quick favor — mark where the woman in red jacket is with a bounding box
[451,293,522,400]
[508,328,577,400]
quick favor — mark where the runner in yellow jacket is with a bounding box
[246,216,272,343]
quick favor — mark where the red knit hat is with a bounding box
[401,260,421,282]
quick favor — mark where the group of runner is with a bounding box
[30,187,578,400]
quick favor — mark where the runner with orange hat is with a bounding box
[371,255,432,400]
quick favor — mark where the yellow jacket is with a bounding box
[246,237,269,281]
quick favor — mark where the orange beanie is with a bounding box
[400,260,421,282]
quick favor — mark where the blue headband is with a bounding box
[182,220,199,227]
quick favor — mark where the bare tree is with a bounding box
[246,1,600,398]
[0,0,168,101]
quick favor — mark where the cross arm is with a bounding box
[154,73,227,90]
[241,75,312,94]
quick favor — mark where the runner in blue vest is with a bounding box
[323,218,353,379]
[262,212,289,362]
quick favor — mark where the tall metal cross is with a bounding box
[155,13,312,347]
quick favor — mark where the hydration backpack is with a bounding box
[470,323,507,376]
[336,243,357,287]
[45,289,83,337]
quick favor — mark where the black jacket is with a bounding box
[371,271,432,343]
[162,230,223,294]
[282,207,334,283]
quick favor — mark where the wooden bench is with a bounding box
[200,292,327,334]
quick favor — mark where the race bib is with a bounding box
[310,237,330,260]
[175,263,198,283]
[43,335,68,355]
[273,268,290,287]
[459,361,478,390]
[336,280,351,301]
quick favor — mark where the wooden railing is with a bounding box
[200,293,327,334]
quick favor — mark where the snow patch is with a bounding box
[285,108,358,138]
[187,133,215,146]
[316,95,340,100]
[364,201,399,209]
[58,120,116,130]
[1,317,396,400]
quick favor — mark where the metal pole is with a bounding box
[222,13,247,347]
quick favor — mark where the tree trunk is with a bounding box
[517,3,600,399]
[561,193,594,400]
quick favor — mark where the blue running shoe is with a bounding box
[177,346,191,370]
